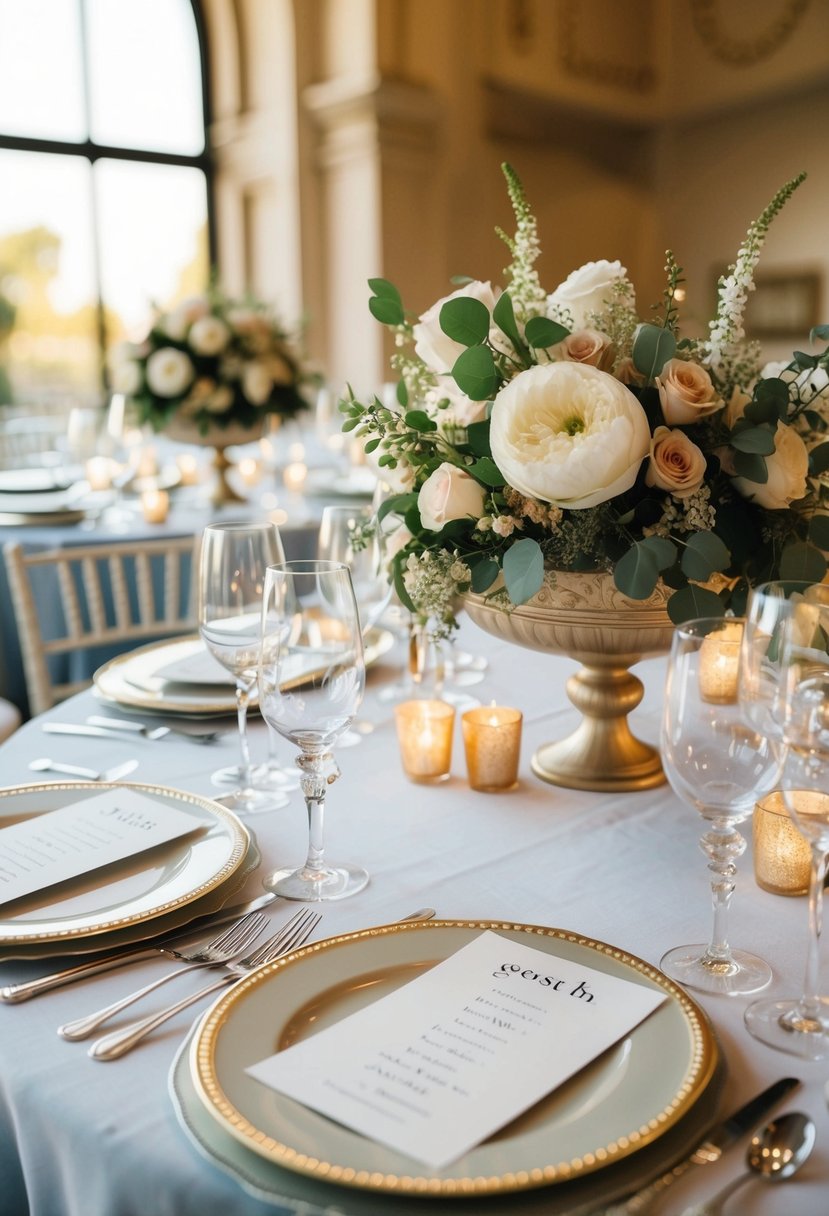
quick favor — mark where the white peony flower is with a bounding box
[546,260,628,328]
[732,422,809,510]
[188,315,230,356]
[489,362,650,509]
[241,360,272,406]
[417,462,487,531]
[413,280,501,374]
[145,347,195,398]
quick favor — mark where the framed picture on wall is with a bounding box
[742,270,822,339]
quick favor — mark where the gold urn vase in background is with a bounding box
[165,416,264,507]
[464,572,675,793]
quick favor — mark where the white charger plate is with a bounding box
[0,781,249,947]
[93,630,395,716]
[190,920,718,1199]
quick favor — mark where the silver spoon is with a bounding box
[681,1111,815,1216]
[28,758,139,782]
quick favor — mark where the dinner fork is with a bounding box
[57,910,269,1041]
[89,908,321,1060]
[85,716,221,744]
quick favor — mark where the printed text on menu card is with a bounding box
[247,930,667,1169]
[0,789,202,906]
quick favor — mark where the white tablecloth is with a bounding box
[0,624,826,1215]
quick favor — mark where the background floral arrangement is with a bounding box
[342,163,829,628]
[110,287,312,435]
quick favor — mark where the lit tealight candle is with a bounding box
[175,453,199,486]
[140,488,169,524]
[698,620,743,704]
[394,700,455,783]
[85,456,115,491]
[135,445,158,480]
[238,457,261,487]
[753,790,824,896]
[283,461,307,493]
[462,703,522,792]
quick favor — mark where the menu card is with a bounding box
[0,789,202,906]
[247,930,667,1169]
[154,646,235,686]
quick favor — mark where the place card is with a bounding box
[0,788,202,907]
[247,930,667,1169]
[153,646,235,686]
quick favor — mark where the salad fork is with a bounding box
[89,908,321,1060]
[57,910,269,1041]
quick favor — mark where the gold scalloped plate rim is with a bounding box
[192,919,717,1198]
[0,781,250,945]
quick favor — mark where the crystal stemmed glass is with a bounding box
[317,504,391,743]
[259,559,368,900]
[199,521,288,815]
[660,617,781,995]
[743,584,829,1057]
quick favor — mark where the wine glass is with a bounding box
[317,504,391,743]
[744,584,829,1057]
[259,559,368,900]
[199,521,287,815]
[660,617,781,995]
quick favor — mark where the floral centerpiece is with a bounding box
[110,287,312,436]
[341,164,829,634]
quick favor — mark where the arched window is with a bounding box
[0,0,213,410]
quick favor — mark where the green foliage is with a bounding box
[809,443,829,475]
[681,532,731,581]
[502,538,544,604]
[468,457,503,487]
[492,292,529,360]
[439,297,490,347]
[732,451,768,483]
[524,317,569,349]
[470,558,500,593]
[808,514,829,551]
[368,279,404,326]
[667,585,725,625]
[465,420,492,457]
[729,424,776,455]
[614,537,676,600]
[632,323,677,381]
[451,345,499,401]
[779,542,827,583]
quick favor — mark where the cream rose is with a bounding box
[656,358,723,425]
[413,281,501,374]
[432,378,488,427]
[646,426,706,498]
[546,260,628,328]
[489,362,650,510]
[145,347,195,398]
[417,463,486,531]
[552,328,614,371]
[188,315,230,356]
[732,422,809,510]
[241,360,272,405]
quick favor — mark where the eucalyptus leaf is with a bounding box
[681,531,731,580]
[502,538,544,605]
[613,541,661,600]
[779,542,827,583]
[468,457,503,487]
[729,426,776,456]
[667,585,725,625]
[732,450,768,483]
[367,278,401,303]
[470,559,500,593]
[369,296,405,326]
[405,409,438,433]
[809,443,829,475]
[632,322,676,381]
[492,292,523,350]
[810,324,829,342]
[753,377,789,414]
[524,316,569,349]
[452,345,499,401]
[440,297,491,347]
[808,514,829,551]
[391,555,416,614]
[793,351,818,369]
[465,419,492,457]
[377,492,417,525]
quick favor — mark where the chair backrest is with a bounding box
[4,535,200,715]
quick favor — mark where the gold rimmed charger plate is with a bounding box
[191,919,717,1199]
[93,629,395,716]
[0,781,249,948]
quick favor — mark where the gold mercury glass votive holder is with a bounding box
[462,705,523,792]
[394,700,455,784]
[753,790,812,896]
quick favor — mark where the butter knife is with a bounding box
[43,722,147,742]
[0,892,277,1003]
[602,1076,799,1215]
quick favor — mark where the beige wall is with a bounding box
[203,0,829,391]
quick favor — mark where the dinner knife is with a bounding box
[43,722,149,742]
[0,892,277,1004]
[601,1075,799,1215]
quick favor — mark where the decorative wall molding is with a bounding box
[557,1,657,94]
[691,0,811,67]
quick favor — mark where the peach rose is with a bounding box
[645,426,706,498]
[656,359,723,425]
[732,422,809,510]
[552,328,614,371]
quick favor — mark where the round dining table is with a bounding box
[0,621,826,1215]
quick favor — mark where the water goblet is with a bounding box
[199,520,287,815]
[744,586,829,1057]
[259,559,368,900]
[660,617,781,995]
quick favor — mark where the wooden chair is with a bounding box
[3,536,200,716]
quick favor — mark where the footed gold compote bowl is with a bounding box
[464,572,675,792]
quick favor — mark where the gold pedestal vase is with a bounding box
[464,572,675,793]
[166,417,262,508]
